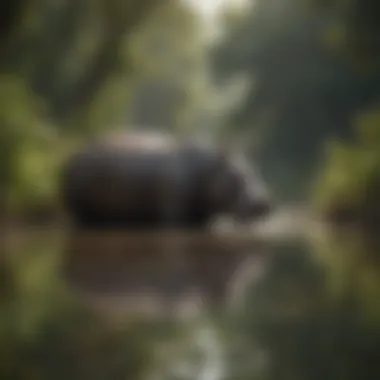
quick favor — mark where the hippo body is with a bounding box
[61,130,272,230]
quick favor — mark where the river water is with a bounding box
[1,212,380,380]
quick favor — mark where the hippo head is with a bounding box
[207,149,274,223]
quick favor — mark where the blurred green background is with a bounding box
[1,0,380,379]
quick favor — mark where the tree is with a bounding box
[211,0,380,201]
[2,0,164,128]
[312,105,380,225]
[125,0,217,134]
[309,0,380,64]
[0,0,174,219]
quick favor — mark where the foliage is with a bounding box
[312,106,380,224]
[126,0,217,133]
[0,74,53,217]
[3,0,164,124]
[0,0,214,220]
[211,0,380,201]
[309,0,380,65]
[3,0,380,377]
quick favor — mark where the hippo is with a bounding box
[60,130,273,230]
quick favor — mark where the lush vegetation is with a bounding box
[2,0,379,223]
[312,106,380,225]
[211,0,380,208]
[1,0,380,379]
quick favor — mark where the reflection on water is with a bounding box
[224,227,380,380]
[1,224,380,379]
[61,229,270,321]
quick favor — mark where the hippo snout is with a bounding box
[235,194,274,222]
[247,199,273,218]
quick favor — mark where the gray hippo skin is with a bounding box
[60,130,273,230]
